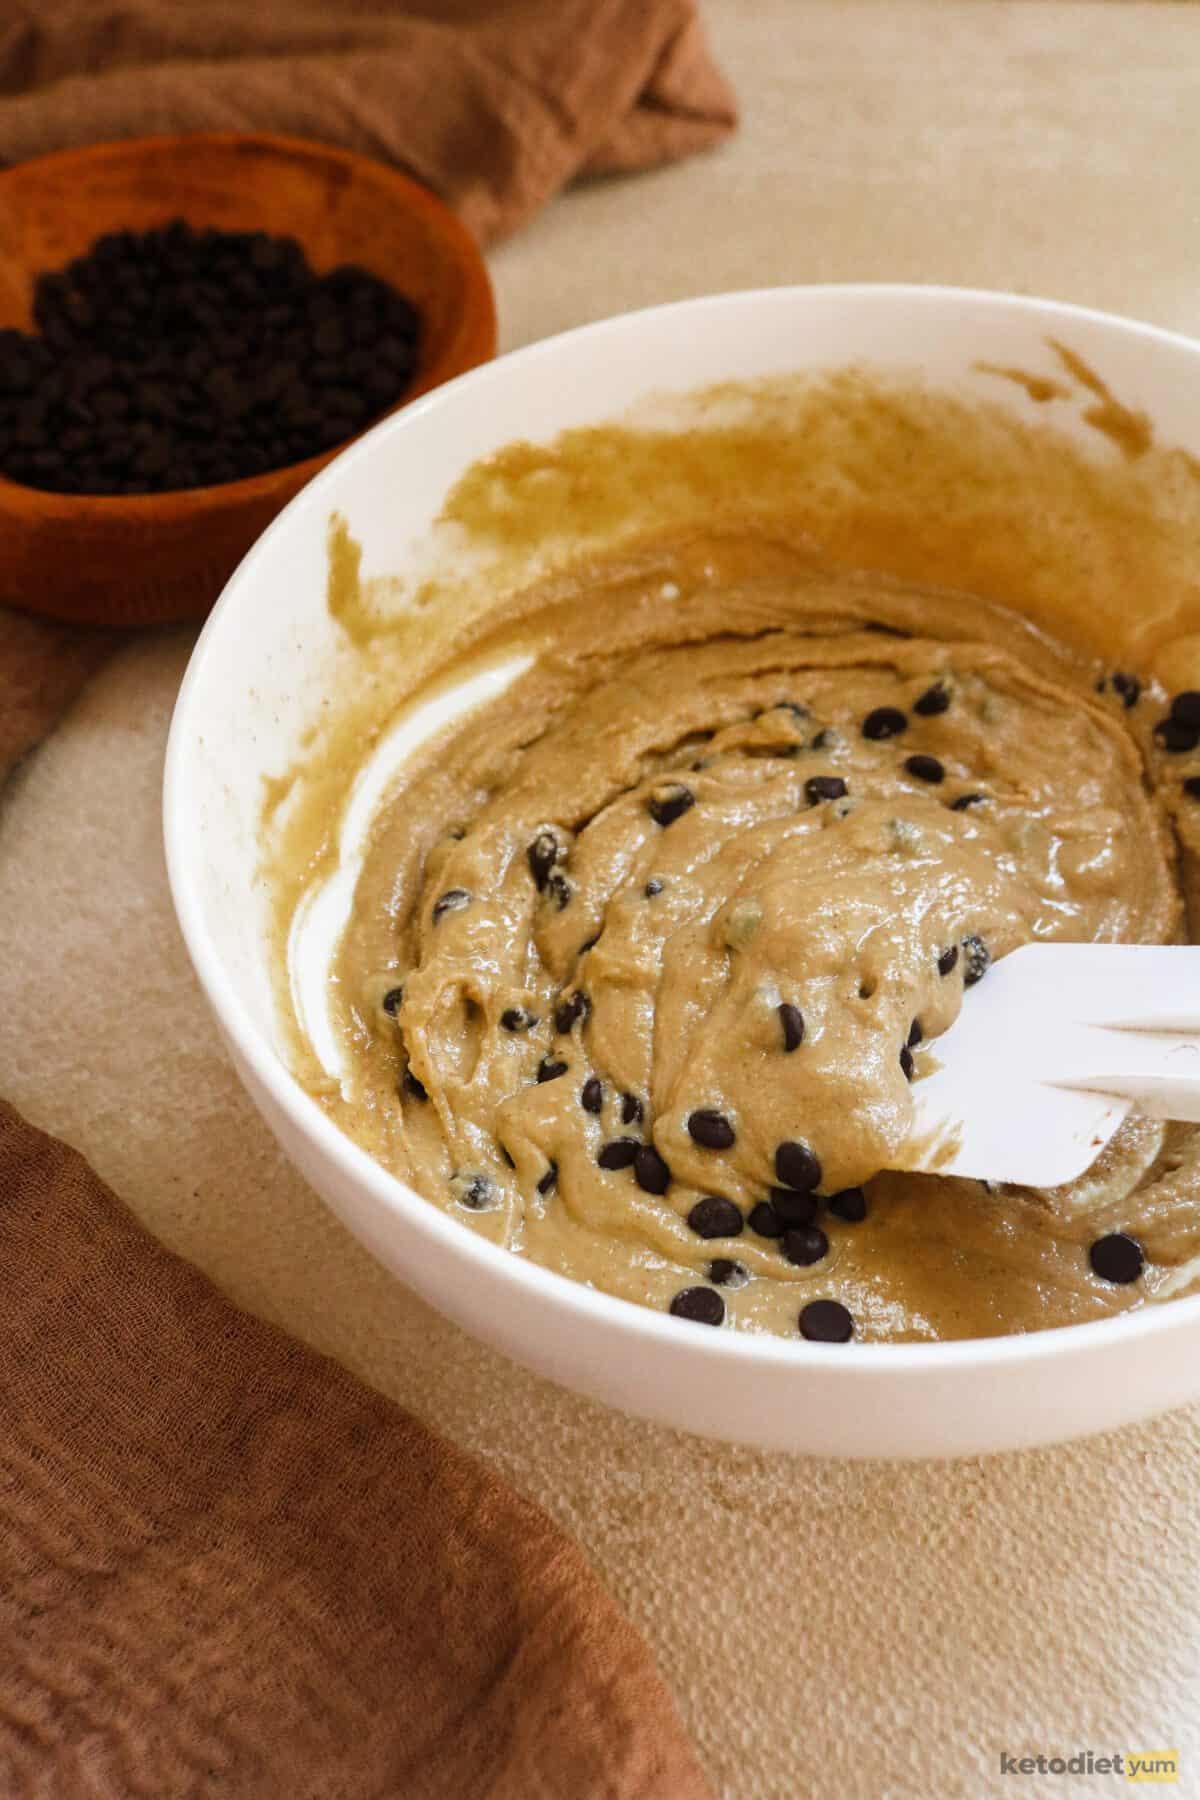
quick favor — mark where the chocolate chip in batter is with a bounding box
[544,871,574,910]
[382,985,404,1017]
[1184,776,1200,799]
[634,1144,672,1194]
[908,1019,923,1047]
[899,1044,915,1080]
[862,706,908,740]
[536,1161,558,1196]
[597,1137,639,1170]
[1171,690,1200,728]
[648,783,696,827]
[402,1069,428,1102]
[961,934,991,987]
[950,793,986,812]
[688,1109,736,1150]
[904,753,945,784]
[500,1006,538,1033]
[937,944,959,977]
[748,1200,784,1238]
[781,1224,829,1266]
[450,1171,493,1210]
[769,1187,818,1228]
[644,879,664,898]
[778,1002,805,1052]
[527,828,562,890]
[913,681,951,716]
[1154,717,1200,754]
[828,1187,868,1222]
[621,1092,645,1125]
[537,1057,569,1083]
[708,1258,749,1288]
[688,1196,744,1239]
[805,775,848,805]
[799,1299,854,1342]
[669,1286,725,1326]
[432,887,471,923]
[581,1075,604,1114]
[1089,1232,1145,1284]
[774,1140,822,1192]
[555,990,590,1033]
[1103,672,1141,709]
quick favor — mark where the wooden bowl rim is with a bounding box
[0,129,497,521]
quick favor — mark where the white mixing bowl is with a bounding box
[164,286,1200,1458]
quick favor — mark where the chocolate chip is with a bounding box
[778,1002,805,1052]
[451,1171,493,1211]
[669,1286,725,1326]
[805,775,848,804]
[748,1201,784,1238]
[537,1057,568,1083]
[581,1076,604,1114]
[597,1137,639,1170]
[799,1298,854,1342]
[544,871,574,910]
[774,1140,822,1192]
[913,681,951,716]
[810,728,836,751]
[938,944,959,977]
[644,879,663,898]
[500,1006,538,1032]
[961,934,990,987]
[828,1187,867,1222]
[781,1225,829,1266]
[621,1093,645,1125]
[904,753,945,783]
[899,1044,915,1080]
[1184,776,1200,799]
[634,1144,671,1194]
[1154,717,1200,754]
[555,990,590,1034]
[381,985,404,1016]
[432,888,471,923]
[1089,1232,1145,1284]
[688,1196,743,1239]
[908,1019,923,1047]
[1171,690,1200,728]
[862,706,908,740]
[950,793,986,812]
[769,1187,818,1228]
[1110,672,1141,709]
[527,829,562,889]
[402,1069,428,1102]
[648,783,695,827]
[687,1109,736,1150]
[708,1258,749,1288]
[536,1161,559,1196]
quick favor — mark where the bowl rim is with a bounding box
[164,281,1200,1374]
[0,129,497,518]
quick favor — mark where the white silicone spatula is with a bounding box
[896,943,1200,1188]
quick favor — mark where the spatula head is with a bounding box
[894,942,1170,1188]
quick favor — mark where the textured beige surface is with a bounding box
[4,6,1200,1794]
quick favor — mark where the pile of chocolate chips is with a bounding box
[0,219,421,495]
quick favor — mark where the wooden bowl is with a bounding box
[0,133,497,627]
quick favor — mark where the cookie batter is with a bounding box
[324,540,1200,1342]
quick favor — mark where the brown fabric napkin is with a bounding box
[0,1099,712,1798]
[0,0,737,245]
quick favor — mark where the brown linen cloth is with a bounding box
[0,0,737,245]
[0,1099,713,1798]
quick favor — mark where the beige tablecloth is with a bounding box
[5,6,1200,1794]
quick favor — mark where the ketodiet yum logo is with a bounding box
[999,1750,1179,1783]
